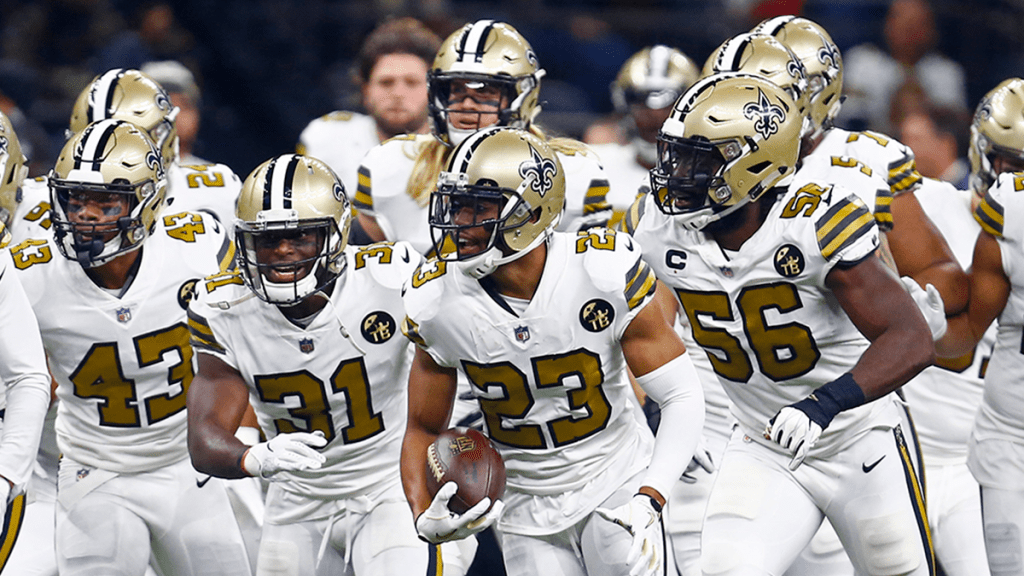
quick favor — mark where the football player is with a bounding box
[588,45,700,226]
[0,110,61,576]
[754,15,967,316]
[354,19,612,256]
[297,18,441,202]
[185,154,446,576]
[625,72,935,575]
[0,109,51,573]
[400,126,706,576]
[69,68,241,225]
[7,119,249,576]
[935,77,1024,576]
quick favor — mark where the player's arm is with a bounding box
[828,254,934,400]
[887,192,969,315]
[186,353,252,479]
[355,212,387,243]
[620,294,703,507]
[400,346,458,518]
[936,231,1009,357]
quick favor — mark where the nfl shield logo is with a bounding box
[299,338,314,354]
[116,307,131,323]
[514,326,530,343]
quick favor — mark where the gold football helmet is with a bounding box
[69,68,179,165]
[754,16,843,139]
[702,33,810,136]
[611,45,700,113]
[430,126,564,278]
[0,111,28,234]
[428,20,544,146]
[50,119,167,267]
[235,154,352,305]
[969,78,1024,199]
[651,72,802,230]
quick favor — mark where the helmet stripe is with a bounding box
[88,69,126,123]
[74,119,120,172]
[459,20,495,64]
[263,153,300,211]
[449,127,500,173]
[648,46,672,81]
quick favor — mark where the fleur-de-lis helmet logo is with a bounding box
[817,42,841,73]
[519,142,557,197]
[743,88,786,140]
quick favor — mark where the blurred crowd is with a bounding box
[0,0,1021,180]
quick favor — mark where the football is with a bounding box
[425,427,506,514]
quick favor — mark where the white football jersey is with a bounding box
[0,253,51,488]
[588,142,649,216]
[814,127,922,202]
[164,162,242,225]
[969,172,1024,451]
[402,231,659,532]
[795,151,895,231]
[9,176,54,241]
[188,242,421,508]
[8,212,235,473]
[903,178,992,463]
[356,134,612,255]
[297,111,380,193]
[625,176,902,458]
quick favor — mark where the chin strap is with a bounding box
[457,229,551,279]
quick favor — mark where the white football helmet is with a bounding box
[651,72,802,230]
[69,68,180,166]
[50,119,167,267]
[0,111,28,240]
[755,16,843,140]
[969,78,1024,199]
[428,20,545,146]
[430,126,564,278]
[235,154,352,305]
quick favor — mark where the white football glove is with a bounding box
[765,407,822,471]
[595,494,664,576]
[415,481,504,544]
[681,437,715,484]
[901,277,947,340]
[241,430,327,480]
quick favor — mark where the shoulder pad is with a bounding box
[976,172,1024,238]
[813,186,877,260]
[349,241,422,290]
[575,229,655,309]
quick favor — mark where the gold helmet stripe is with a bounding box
[457,20,496,64]
[87,69,127,123]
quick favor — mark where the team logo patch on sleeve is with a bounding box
[774,244,805,277]
[580,299,615,333]
[361,311,396,344]
[177,279,198,309]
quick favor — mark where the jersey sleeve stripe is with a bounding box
[621,195,647,234]
[401,316,427,348]
[817,200,875,259]
[624,257,657,310]
[974,194,1004,237]
[353,167,373,210]
[216,235,236,271]
[872,188,894,231]
[187,309,225,353]
[583,179,612,215]
[888,158,923,195]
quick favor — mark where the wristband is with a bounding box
[791,372,866,430]
[639,492,663,514]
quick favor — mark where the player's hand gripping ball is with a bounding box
[425,428,506,514]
